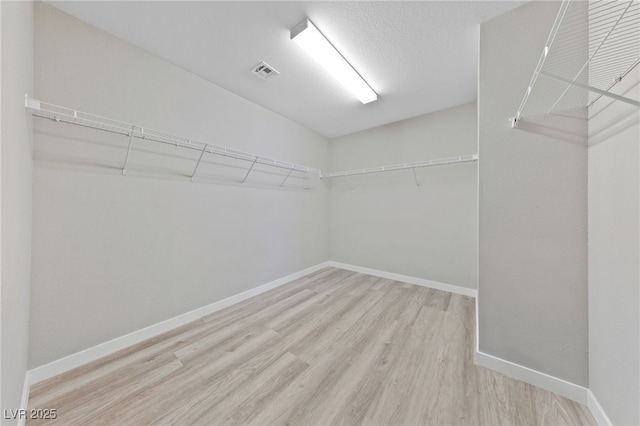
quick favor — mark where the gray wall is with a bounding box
[478,1,588,386]
[29,4,329,368]
[588,67,640,425]
[0,1,34,421]
[329,103,477,289]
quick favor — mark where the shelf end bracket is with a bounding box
[25,95,41,110]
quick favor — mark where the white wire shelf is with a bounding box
[25,96,322,185]
[26,96,478,190]
[511,0,640,128]
[325,155,478,178]
[325,154,478,190]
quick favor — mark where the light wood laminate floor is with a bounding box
[28,268,595,425]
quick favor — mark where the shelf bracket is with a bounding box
[241,157,258,184]
[122,126,136,176]
[345,175,355,192]
[540,72,640,107]
[411,168,420,187]
[190,142,207,182]
[280,168,294,188]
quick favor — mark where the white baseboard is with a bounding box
[328,261,477,298]
[17,370,31,426]
[475,293,480,353]
[20,261,614,425]
[28,261,331,385]
[475,350,588,404]
[587,389,613,426]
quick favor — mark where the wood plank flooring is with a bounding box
[28,268,596,425]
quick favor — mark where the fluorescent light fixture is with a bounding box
[291,18,377,104]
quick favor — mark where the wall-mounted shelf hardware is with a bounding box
[325,155,478,178]
[510,0,640,128]
[25,96,322,184]
[325,154,478,190]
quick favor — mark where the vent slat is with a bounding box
[252,61,280,80]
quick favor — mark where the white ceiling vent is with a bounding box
[251,62,280,80]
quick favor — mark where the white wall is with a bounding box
[0,0,34,421]
[478,1,589,386]
[588,67,640,425]
[329,103,477,289]
[29,3,329,368]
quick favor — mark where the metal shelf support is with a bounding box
[280,169,294,188]
[541,71,640,107]
[412,168,420,187]
[122,126,136,176]
[241,158,258,185]
[190,142,207,182]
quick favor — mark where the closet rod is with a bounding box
[25,96,323,178]
[324,154,478,178]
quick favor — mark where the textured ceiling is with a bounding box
[46,1,528,138]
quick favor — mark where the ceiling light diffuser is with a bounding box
[291,18,377,104]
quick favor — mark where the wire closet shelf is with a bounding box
[26,96,478,188]
[510,0,640,128]
[324,155,478,190]
[325,155,478,178]
[25,96,322,186]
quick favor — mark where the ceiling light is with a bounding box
[291,18,377,104]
